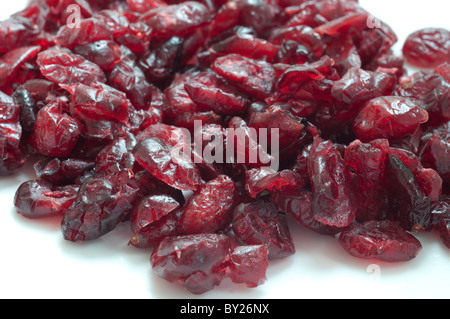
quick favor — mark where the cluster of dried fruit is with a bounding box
[1,0,449,294]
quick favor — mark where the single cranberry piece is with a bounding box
[34,158,94,186]
[30,101,81,158]
[130,194,180,234]
[211,54,276,100]
[402,28,450,68]
[353,96,429,142]
[232,199,295,260]
[133,138,202,191]
[37,47,107,87]
[228,245,269,288]
[74,40,122,71]
[308,137,356,228]
[150,233,233,294]
[14,180,79,219]
[62,171,140,242]
[0,46,41,89]
[338,220,422,262]
[178,175,236,234]
[420,131,450,186]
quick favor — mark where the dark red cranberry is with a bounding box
[338,220,423,262]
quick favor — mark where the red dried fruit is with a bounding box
[228,245,269,288]
[55,17,112,50]
[403,28,450,68]
[37,47,107,87]
[0,46,41,89]
[133,138,202,191]
[0,91,25,175]
[30,101,81,158]
[308,137,356,228]
[74,40,122,71]
[150,233,233,294]
[62,171,140,242]
[141,1,211,39]
[270,189,341,236]
[232,199,295,260]
[15,180,79,219]
[211,54,276,100]
[184,71,250,115]
[338,220,422,262]
[245,167,306,198]
[420,131,450,186]
[178,175,236,234]
[33,157,94,186]
[353,96,429,142]
[383,153,431,232]
[130,194,180,234]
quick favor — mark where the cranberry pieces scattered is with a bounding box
[2,0,450,295]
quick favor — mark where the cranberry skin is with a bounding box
[420,132,450,185]
[133,138,202,191]
[211,54,276,100]
[435,62,450,83]
[14,180,79,219]
[0,17,40,53]
[0,91,24,175]
[308,137,356,228]
[55,17,112,50]
[384,154,431,232]
[178,175,236,234]
[127,0,168,13]
[403,28,450,68]
[314,12,369,37]
[338,220,422,262]
[150,233,233,294]
[130,194,180,234]
[232,199,295,260]
[36,47,107,87]
[141,2,211,39]
[30,102,81,158]
[353,96,429,143]
[228,245,269,288]
[164,72,200,119]
[184,71,250,116]
[94,133,137,175]
[270,189,342,236]
[62,171,140,242]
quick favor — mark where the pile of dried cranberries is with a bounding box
[1,0,449,294]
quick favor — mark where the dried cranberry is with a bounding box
[37,47,107,87]
[338,220,422,262]
[30,101,81,158]
[211,54,276,100]
[133,138,202,191]
[308,137,356,228]
[228,245,269,288]
[353,96,429,142]
[15,180,79,219]
[150,233,233,294]
[178,175,236,234]
[62,171,140,242]
[232,199,295,260]
[403,28,450,68]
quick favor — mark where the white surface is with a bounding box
[1,0,450,300]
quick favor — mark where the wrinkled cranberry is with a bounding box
[353,96,429,142]
[15,180,79,219]
[150,233,233,294]
[37,47,107,87]
[211,54,276,100]
[338,220,422,262]
[133,138,202,191]
[308,137,356,228]
[228,245,269,288]
[34,157,94,186]
[62,171,140,242]
[178,175,236,234]
[30,101,81,158]
[403,28,450,68]
[232,199,295,260]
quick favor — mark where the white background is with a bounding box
[0,0,449,299]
